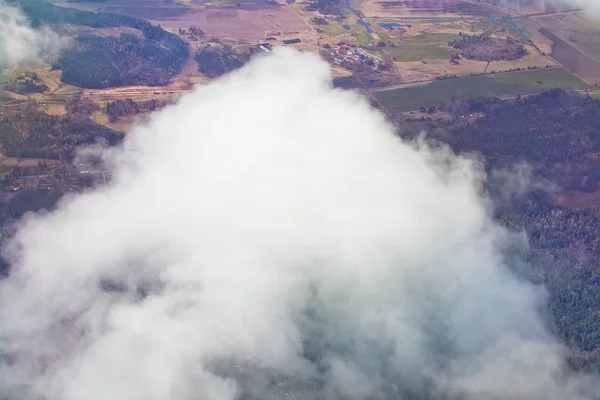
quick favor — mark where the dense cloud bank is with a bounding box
[0,48,598,400]
[0,1,61,71]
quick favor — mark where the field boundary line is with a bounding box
[371,65,564,92]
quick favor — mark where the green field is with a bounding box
[322,14,373,45]
[383,44,454,62]
[471,18,492,33]
[374,68,589,114]
[400,32,458,44]
[322,21,347,36]
[380,32,458,62]
[373,26,390,41]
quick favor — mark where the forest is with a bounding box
[305,0,343,15]
[423,89,600,371]
[0,102,122,160]
[448,34,526,61]
[7,0,165,34]
[449,90,600,192]
[496,198,600,370]
[106,98,168,122]
[195,45,251,78]
[7,0,189,89]
[56,33,188,88]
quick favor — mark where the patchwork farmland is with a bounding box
[539,28,600,85]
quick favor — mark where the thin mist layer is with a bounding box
[0,48,597,400]
[0,1,61,70]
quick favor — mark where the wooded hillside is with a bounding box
[440,90,600,371]
[0,104,122,160]
[6,0,189,89]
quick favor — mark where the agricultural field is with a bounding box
[531,12,600,62]
[365,16,553,81]
[0,95,10,107]
[0,154,61,177]
[157,7,312,42]
[1,64,181,133]
[36,0,598,119]
[54,0,273,13]
[321,14,376,45]
[382,31,459,61]
[0,90,28,108]
[374,67,588,114]
[487,44,556,71]
[56,0,311,42]
[510,12,600,85]
[513,16,555,54]
[82,84,189,104]
[368,20,470,67]
[90,112,139,133]
[53,0,190,19]
[394,58,487,82]
[384,44,455,62]
[1,67,83,113]
[359,0,514,18]
[0,73,17,107]
[539,28,600,86]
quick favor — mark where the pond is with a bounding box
[378,22,402,29]
[357,19,374,33]
[505,17,530,41]
[333,77,356,88]
[394,16,462,21]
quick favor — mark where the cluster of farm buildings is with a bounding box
[328,43,382,70]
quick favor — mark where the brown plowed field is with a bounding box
[539,28,600,85]
[372,0,503,16]
[155,6,311,41]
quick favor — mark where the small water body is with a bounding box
[343,25,351,30]
[378,22,402,28]
[333,77,356,88]
[504,17,530,41]
[393,16,462,21]
[357,18,374,33]
[343,0,373,34]
[490,17,498,24]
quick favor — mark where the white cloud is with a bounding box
[0,2,62,71]
[0,48,597,400]
[544,0,600,15]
